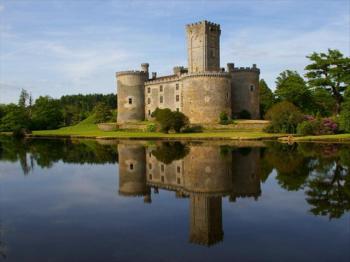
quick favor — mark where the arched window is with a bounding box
[147,98,151,104]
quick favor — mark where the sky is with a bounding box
[0,0,349,104]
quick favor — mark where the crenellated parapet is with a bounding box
[186,20,221,31]
[228,64,260,74]
[116,70,148,77]
[145,75,180,85]
[180,71,231,80]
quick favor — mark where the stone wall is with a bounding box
[182,73,231,123]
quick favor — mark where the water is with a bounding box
[0,137,349,262]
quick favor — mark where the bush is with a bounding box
[12,127,31,138]
[146,123,157,132]
[339,100,350,133]
[239,110,251,119]
[297,120,317,135]
[182,125,203,133]
[151,108,189,133]
[219,111,234,125]
[264,101,303,133]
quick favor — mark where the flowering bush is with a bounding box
[297,117,338,136]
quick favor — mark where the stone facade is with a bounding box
[116,20,260,124]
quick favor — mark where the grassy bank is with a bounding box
[282,134,350,142]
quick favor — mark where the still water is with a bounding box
[0,137,349,262]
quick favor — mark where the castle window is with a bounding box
[160,85,163,92]
[250,85,255,92]
[148,87,151,93]
[148,98,151,104]
[149,152,152,158]
[149,163,152,169]
[149,174,152,179]
[176,84,179,90]
[128,98,133,104]
[161,176,164,182]
[160,96,163,103]
[176,95,179,102]
[176,108,179,112]
[177,166,181,173]
[177,178,181,184]
[148,110,151,116]
[161,164,164,172]
[129,163,134,170]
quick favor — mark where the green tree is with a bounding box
[259,79,274,118]
[305,49,350,114]
[152,108,189,133]
[264,101,304,133]
[339,87,350,132]
[18,89,29,108]
[31,96,63,130]
[93,102,112,123]
[0,104,30,131]
[310,87,336,116]
[275,70,312,112]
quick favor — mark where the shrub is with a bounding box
[339,100,350,133]
[264,101,303,133]
[12,127,31,138]
[146,123,157,132]
[151,108,189,133]
[219,111,233,125]
[297,120,317,135]
[239,110,252,119]
[182,125,203,133]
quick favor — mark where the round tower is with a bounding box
[118,142,149,198]
[181,72,231,124]
[116,65,149,123]
[229,64,260,119]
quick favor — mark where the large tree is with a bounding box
[259,79,274,118]
[31,96,63,130]
[305,49,350,114]
[275,70,312,112]
[339,87,350,132]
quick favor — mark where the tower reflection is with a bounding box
[117,141,262,246]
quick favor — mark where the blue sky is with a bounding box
[0,0,349,104]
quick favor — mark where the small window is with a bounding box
[148,98,151,104]
[250,85,255,92]
[128,98,132,104]
[177,178,181,184]
[177,166,181,173]
[176,95,179,102]
[149,152,152,158]
[148,87,151,93]
[129,163,134,170]
[176,84,179,90]
[176,108,179,112]
[161,164,164,172]
[160,96,163,103]
[149,163,152,169]
[148,110,151,116]
[160,85,163,92]
[149,174,152,179]
[161,176,164,182]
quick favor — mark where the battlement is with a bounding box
[180,71,230,80]
[186,20,220,30]
[116,70,148,77]
[230,64,260,73]
[145,74,180,85]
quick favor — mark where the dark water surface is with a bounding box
[0,137,349,262]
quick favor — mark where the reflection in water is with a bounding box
[117,141,261,246]
[0,136,349,259]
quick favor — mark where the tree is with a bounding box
[264,101,304,133]
[275,70,312,112]
[259,79,274,118]
[310,87,336,116]
[93,102,112,123]
[31,96,63,130]
[152,108,189,133]
[18,89,29,108]
[305,49,350,114]
[339,87,350,132]
[0,104,30,131]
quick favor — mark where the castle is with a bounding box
[116,20,260,124]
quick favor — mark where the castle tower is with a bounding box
[186,21,221,73]
[228,64,260,119]
[118,142,151,202]
[189,195,223,246]
[116,64,149,123]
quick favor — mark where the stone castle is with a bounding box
[116,20,260,124]
[118,141,262,246]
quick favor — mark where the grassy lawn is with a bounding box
[288,134,350,142]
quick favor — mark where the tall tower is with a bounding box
[186,21,221,73]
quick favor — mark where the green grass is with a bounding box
[288,134,350,142]
[31,120,283,140]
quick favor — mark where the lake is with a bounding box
[0,137,349,262]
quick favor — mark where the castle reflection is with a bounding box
[118,141,262,246]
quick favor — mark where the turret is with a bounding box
[229,64,260,119]
[116,63,149,123]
